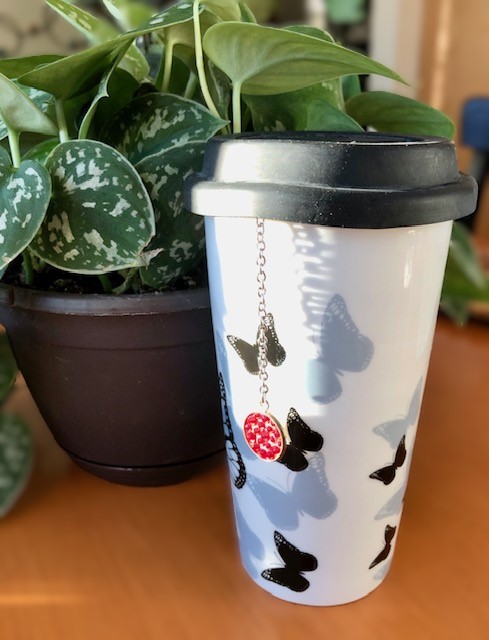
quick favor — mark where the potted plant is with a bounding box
[0,0,485,486]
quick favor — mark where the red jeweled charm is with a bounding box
[243,412,285,462]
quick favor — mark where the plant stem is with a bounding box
[113,267,138,295]
[232,83,242,134]
[184,72,198,100]
[55,100,69,143]
[98,274,113,294]
[22,251,34,286]
[161,41,174,93]
[7,127,21,168]
[193,0,220,119]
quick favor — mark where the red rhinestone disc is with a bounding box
[243,412,285,462]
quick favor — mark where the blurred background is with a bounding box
[1,0,488,236]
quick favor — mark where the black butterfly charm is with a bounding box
[218,373,246,490]
[307,294,374,404]
[279,408,324,472]
[369,524,397,569]
[227,313,286,375]
[369,436,406,486]
[261,531,318,593]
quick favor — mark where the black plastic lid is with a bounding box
[184,132,478,228]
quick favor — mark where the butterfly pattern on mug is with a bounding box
[248,452,338,531]
[369,436,407,486]
[261,531,318,593]
[369,524,397,570]
[279,408,324,472]
[306,294,374,404]
[218,373,247,490]
[373,378,423,448]
[227,313,286,375]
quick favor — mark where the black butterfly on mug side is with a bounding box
[369,436,407,486]
[227,313,286,375]
[369,524,397,570]
[261,531,318,593]
[279,408,324,472]
[218,373,247,490]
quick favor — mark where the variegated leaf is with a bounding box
[45,0,150,81]
[0,147,51,268]
[103,93,226,164]
[0,413,34,518]
[137,141,206,289]
[103,0,154,30]
[32,140,155,274]
[127,2,202,38]
[0,74,57,138]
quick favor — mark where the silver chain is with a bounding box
[256,218,270,412]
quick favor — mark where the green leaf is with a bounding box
[103,0,154,30]
[78,52,132,139]
[45,0,149,81]
[0,55,63,79]
[245,83,362,132]
[203,23,405,95]
[0,335,17,404]
[91,69,140,136]
[0,73,57,137]
[32,140,155,274]
[346,91,456,138]
[284,25,335,42]
[18,39,130,102]
[0,83,55,142]
[208,61,231,121]
[103,93,227,165]
[0,413,34,518]
[342,74,361,101]
[23,139,60,166]
[448,222,487,289]
[127,3,202,39]
[203,0,242,21]
[0,147,51,268]
[137,141,206,289]
[239,2,257,22]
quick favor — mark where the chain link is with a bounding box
[256,218,270,412]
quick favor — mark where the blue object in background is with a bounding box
[462,98,489,152]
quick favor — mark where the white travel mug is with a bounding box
[184,132,477,606]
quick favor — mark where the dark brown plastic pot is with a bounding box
[0,284,223,486]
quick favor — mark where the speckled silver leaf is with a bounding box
[0,147,51,269]
[32,140,155,274]
[0,413,34,518]
[0,75,57,139]
[127,2,201,39]
[0,335,16,404]
[137,141,206,289]
[103,93,226,165]
[45,0,149,81]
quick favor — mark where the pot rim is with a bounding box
[0,282,210,316]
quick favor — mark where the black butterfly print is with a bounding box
[369,524,397,570]
[218,373,246,490]
[369,436,406,486]
[227,313,286,375]
[261,531,318,593]
[279,408,324,472]
[307,294,374,404]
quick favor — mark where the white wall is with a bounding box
[369,0,425,98]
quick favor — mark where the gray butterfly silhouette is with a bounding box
[307,294,374,404]
[247,452,337,531]
[373,378,423,448]
[374,559,393,581]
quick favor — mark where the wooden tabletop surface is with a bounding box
[1,317,488,640]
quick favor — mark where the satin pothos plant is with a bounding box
[0,0,485,309]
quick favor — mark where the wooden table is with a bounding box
[1,318,488,640]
